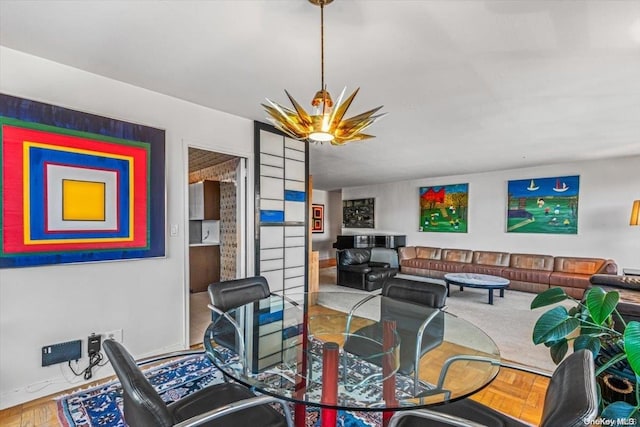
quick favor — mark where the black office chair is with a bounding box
[343,277,447,394]
[102,339,292,427]
[388,349,598,427]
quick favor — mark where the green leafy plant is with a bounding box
[531,286,640,421]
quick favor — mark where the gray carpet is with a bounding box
[319,267,566,373]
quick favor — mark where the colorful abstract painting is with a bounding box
[311,204,324,233]
[0,94,165,268]
[506,175,579,234]
[419,184,469,233]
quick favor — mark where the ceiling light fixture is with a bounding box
[262,0,386,145]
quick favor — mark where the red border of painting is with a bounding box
[2,125,148,253]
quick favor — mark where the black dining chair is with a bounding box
[208,276,271,314]
[207,276,271,362]
[388,349,598,427]
[343,277,448,394]
[102,339,292,427]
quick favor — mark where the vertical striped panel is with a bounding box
[255,125,308,373]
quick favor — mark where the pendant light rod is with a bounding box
[263,0,385,145]
[320,1,325,91]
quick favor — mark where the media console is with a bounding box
[332,234,406,250]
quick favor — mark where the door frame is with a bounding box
[182,142,252,348]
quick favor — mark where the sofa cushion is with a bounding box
[400,258,432,270]
[554,256,617,275]
[472,251,510,267]
[398,246,416,262]
[441,249,473,263]
[462,264,505,276]
[509,253,554,271]
[428,260,468,273]
[549,272,591,290]
[501,267,551,285]
[415,246,442,260]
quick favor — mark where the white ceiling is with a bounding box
[1,0,639,190]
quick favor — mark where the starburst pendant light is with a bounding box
[262,0,386,145]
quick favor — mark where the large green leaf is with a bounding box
[532,306,579,344]
[601,401,640,423]
[585,287,619,325]
[623,321,640,377]
[573,335,601,356]
[530,287,569,309]
[549,339,568,364]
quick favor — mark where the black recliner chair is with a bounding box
[337,248,398,291]
[102,339,292,427]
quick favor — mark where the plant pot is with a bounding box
[599,374,635,405]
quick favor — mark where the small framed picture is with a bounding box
[312,204,324,233]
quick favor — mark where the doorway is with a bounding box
[187,147,246,345]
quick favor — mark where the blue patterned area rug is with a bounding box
[56,353,380,427]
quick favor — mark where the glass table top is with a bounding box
[203,291,500,411]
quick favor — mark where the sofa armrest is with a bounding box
[339,265,372,274]
[590,274,640,291]
[596,259,618,275]
[369,261,391,269]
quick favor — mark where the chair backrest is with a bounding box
[208,276,271,312]
[382,277,447,309]
[540,349,598,427]
[338,248,371,266]
[102,339,173,427]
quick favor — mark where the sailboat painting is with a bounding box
[506,175,579,234]
[527,180,539,191]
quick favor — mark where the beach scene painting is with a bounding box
[419,183,468,233]
[506,175,579,234]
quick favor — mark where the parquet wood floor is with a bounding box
[0,306,548,426]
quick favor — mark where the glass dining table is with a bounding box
[203,290,500,427]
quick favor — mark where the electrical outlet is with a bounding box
[88,333,101,356]
[103,329,123,343]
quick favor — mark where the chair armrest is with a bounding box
[345,294,381,335]
[173,395,293,427]
[207,304,247,370]
[369,261,391,268]
[436,355,501,392]
[412,309,444,395]
[388,409,490,427]
[340,265,372,274]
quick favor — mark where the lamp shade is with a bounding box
[631,200,640,226]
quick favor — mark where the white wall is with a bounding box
[342,157,640,269]
[311,189,342,260]
[0,47,255,408]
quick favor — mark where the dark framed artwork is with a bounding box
[343,198,375,228]
[506,175,579,234]
[0,93,166,268]
[419,183,469,233]
[311,204,324,233]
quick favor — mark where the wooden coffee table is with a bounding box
[444,273,510,305]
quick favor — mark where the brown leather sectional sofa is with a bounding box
[398,246,617,298]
